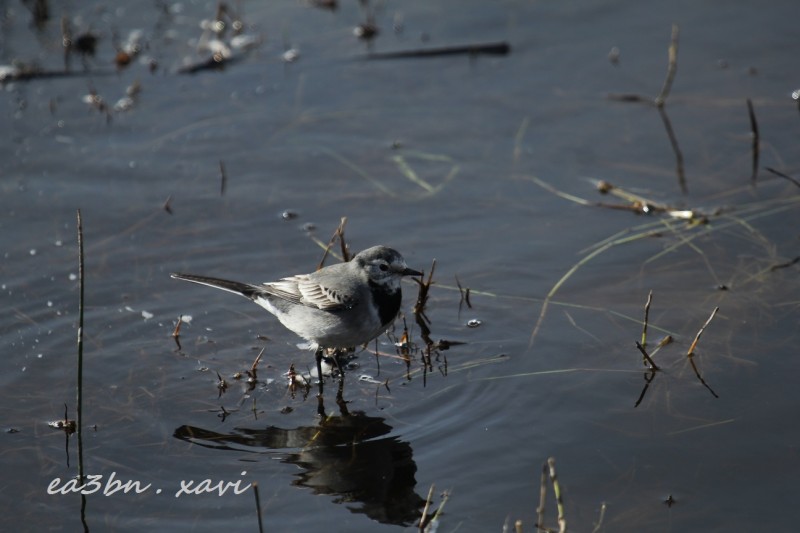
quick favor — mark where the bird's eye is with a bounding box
[379,263,389,272]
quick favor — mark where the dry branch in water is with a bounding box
[686,307,720,398]
[687,307,718,357]
[655,24,679,107]
[316,217,349,270]
[641,289,653,347]
[635,341,660,371]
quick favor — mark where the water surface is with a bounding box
[2,1,799,531]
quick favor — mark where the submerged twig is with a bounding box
[455,274,472,317]
[365,41,510,60]
[219,160,228,196]
[689,356,718,398]
[606,93,649,103]
[765,167,800,188]
[747,99,759,185]
[769,256,800,271]
[162,194,173,215]
[172,315,183,350]
[658,105,687,194]
[634,368,657,408]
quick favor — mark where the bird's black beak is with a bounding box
[401,267,423,277]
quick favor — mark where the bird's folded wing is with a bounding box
[263,275,355,310]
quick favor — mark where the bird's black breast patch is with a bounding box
[369,281,402,326]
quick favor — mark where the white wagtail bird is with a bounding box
[171,245,422,387]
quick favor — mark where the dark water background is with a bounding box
[2,1,799,531]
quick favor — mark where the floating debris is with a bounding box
[115,29,145,68]
[608,46,620,65]
[281,48,300,63]
[353,22,378,40]
[231,34,261,51]
[311,0,338,10]
[48,418,76,434]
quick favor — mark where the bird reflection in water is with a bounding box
[173,398,424,526]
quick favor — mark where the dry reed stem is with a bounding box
[635,341,660,371]
[536,461,547,531]
[520,176,796,347]
[547,458,566,533]
[419,483,435,530]
[654,24,686,193]
[172,315,183,337]
[641,290,653,348]
[76,210,85,484]
[253,481,264,533]
[687,307,720,398]
[655,24,679,107]
[591,503,607,533]
[687,307,718,356]
[424,489,451,532]
[316,217,349,270]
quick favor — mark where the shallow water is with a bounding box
[2,0,800,531]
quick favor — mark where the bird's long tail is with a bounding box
[170,273,263,300]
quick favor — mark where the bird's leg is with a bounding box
[315,346,324,395]
[331,348,346,378]
[335,377,349,417]
[316,392,326,417]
